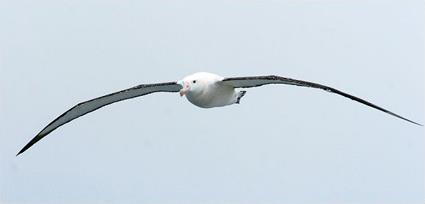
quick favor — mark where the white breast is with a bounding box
[187,84,236,108]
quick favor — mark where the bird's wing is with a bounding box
[17,82,182,155]
[221,75,421,126]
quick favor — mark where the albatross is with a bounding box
[17,72,422,155]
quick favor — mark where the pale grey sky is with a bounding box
[0,0,424,204]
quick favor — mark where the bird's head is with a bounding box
[177,72,222,97]
[177,76,202,97]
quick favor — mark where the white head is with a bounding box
[177,72,223,97]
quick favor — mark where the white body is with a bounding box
[180,72,241,108]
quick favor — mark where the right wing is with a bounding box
[17,82,182,155]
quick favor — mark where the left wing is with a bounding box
[222,75,421,126]
[17,82,182,156]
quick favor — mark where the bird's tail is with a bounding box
[235,91,246,104]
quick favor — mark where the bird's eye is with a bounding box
[192,80,197,83]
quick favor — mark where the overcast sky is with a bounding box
[0,0,424,204]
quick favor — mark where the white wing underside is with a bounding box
[221,75,421,126]
[17,82,181,155]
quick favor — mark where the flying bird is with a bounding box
[17,72,421,155]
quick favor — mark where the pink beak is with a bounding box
[179,81,190,96]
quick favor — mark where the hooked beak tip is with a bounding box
[178,80,188,96]
[180,89,188,96]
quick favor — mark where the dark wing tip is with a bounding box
[16,134,45,156]
[396,115,422,126]
[16,149,25,156]
[407,120,423,126]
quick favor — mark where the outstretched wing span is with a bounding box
[222,75,421,126]
[17,82,182,156]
